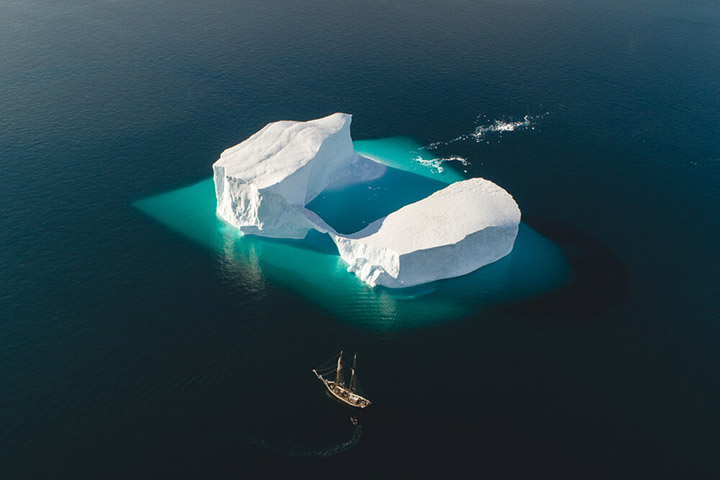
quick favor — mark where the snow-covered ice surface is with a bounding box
[213,113,521,288]
[333,178,520,288]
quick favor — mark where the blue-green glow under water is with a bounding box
[134,137,570,328]
[3,0,719,476]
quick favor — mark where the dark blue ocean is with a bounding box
[1,0,719,477]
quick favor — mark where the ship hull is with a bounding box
[313,370,371,408]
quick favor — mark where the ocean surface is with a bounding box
[1,0,719,477]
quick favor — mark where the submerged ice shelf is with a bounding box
[134,136,570,327]
[213,113,521,288]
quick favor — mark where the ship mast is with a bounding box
[350,353,357,393]
[336,351,343,386]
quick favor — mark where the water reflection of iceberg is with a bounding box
[217,227,268,298]
[133,137,571,328]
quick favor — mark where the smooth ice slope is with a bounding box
[332,178,521,287]
[213,114,521,288]
[213,113,385,238]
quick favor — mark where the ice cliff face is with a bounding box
[213,113,521,288]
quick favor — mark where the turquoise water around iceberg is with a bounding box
[134,137,570,328]
[4,0,720,475]
[354,137,466,182]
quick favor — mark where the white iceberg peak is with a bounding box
[213,113,385,238]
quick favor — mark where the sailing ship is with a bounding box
[313,351,371,408]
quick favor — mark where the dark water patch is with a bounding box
[497,216,629,318]
[219,419,362,459]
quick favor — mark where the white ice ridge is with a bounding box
[213,113,521,288]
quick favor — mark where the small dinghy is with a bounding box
[313,351,371,409]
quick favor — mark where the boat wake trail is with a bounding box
[217,417,362,458]
[240,421,362,458]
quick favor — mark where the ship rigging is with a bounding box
[313,351,371,408]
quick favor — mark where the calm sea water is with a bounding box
[1,0,719,477]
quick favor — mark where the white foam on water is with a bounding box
[412,155,468,173]
[424,112,548,150]
[472,115,533,138]
[424,140,447,150]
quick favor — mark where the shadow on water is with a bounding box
[496,216,629,318]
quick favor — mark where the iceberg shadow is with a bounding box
[497,216,629,318]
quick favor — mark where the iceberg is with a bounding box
[213,113,385,239]
[331,178,520,288]
[213,113,521,288]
